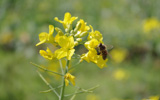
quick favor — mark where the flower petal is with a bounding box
[36,32,48,46]
[64,12,71,23]
[49,25,54,35]
[54,48,67,59]
[67,49,75,60]
[54,17,63,23]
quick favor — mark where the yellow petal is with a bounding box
[67,36,74,48]
[49,25,54,35]
[54,17,63,23]
[58,36,74,49]
[64,12,71,23]
[65,79,69,86]
[69,75,75,86]
[39,48,54,60]
[85,39,99,50]
[36,32,48,46]
[96,56,108,69]
[80,53,90,62]
[70,16,78,23]
[54,48,67,59]
[36,40,46,46]
[58,36,68,47]
[67,49,75,60]
[54,31,64,43]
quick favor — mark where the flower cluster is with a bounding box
[143,18,160,33]
[36,12,108,86]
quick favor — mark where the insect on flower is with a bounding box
[96,43,113,60]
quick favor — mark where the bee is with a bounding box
[96,43,113,60]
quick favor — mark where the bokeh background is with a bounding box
[0,0,160,100]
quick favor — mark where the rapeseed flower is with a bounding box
[54,35,75,60]
[143,18,160,33]
[88,25,103,43]
[36,25,55,46]
[143,96,159,100]
[113,69,128,80]
[110,48,128,63]
[64,73,75,86]
[39,47,55,60]
[54,12,78,30]
[74,19,90,37]
[81,39,108,68]
[149,96,159,100]
[86,94,100,100]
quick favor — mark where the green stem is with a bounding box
[37,71,59,97]
[59,60,70,100]
[30,62,63,76]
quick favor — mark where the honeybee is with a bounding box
[96,43,113,60]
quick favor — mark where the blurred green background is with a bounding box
[0,0,160,100]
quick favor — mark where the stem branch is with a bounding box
[30,62,63,76]
[37,71,59,98]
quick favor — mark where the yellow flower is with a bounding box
[149,96,159,100]
[110,48,128,63]
[54,36,75,60]
[87,25,103,43]
[64,73,75,86]
[54,12,78,29]
[143,18,160,33]
[75,19,90,37]
[143,96,159,100]
[81,39,108,68]
[113,69,128,80]
[39,47,54,60]
[86,94,100,100]
[36,25,55,46]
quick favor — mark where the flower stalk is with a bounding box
[59,60,70,100]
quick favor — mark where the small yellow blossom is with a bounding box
[54,12,78,29]
[110,48,128,63]
[149,96,159,100]
[113,69,128,80]
[87,25,103,43]
[36,25,55,46]
[64,73,75,86]
[86,94,100,100]
[39,47,54,60]
[143,96,159,100]
[143,18,160,33]
[75,19,90,37]
[81,39,108,68]
[54,36,75,60]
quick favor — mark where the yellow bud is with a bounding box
[70,30,74,35]
[65,24,72,33]
[79,31,88,37]
[76,38,82,42]
[55,27,63,33]
[74,22,81,33]
[74,41,78,46]
[74,33,79,37]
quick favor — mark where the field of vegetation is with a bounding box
[0,0,160,100]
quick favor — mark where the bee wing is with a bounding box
[106,45,113,51]
[108,53,112,59]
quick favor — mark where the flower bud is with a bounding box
[76,38,82,42]
[79,31,88,37]
[55,27,63,33]
[74,22,81,33]
[74,31,80,37]
[65,24,72,33]
[74,41,78,46]
[70,30,74,34]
